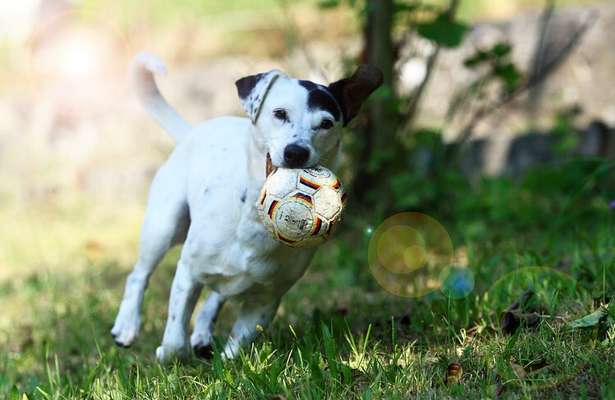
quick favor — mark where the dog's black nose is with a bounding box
[283,144,310,168]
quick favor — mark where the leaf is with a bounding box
[318,0,340,9]
[510,362,527,380]
[463,51,489,68]
[463,42,513,69]
[500,290,534,335]
[568,305,608,329]
[416,14,469,48]
[492,42,512,57]
[493,62,522,92]
[394,3,421,14]
[445,362,463,385]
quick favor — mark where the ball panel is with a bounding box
[299,166,338,189]
[266,168,300,198]
[272,199,314,241]
[290,191,314,207]
[276,233,301,246]
[267,199,281,219]
[302,166,332,179]
[310,216,323,236]
[257,193,284,234]
[313,186,343,220]
[297,175,321,194]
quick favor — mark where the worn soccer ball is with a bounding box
[257,166,346,247]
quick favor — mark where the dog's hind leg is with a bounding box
[111,166,188,347]
[190,291,226,359]
[222,298,280,359]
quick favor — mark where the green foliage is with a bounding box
[416,13,469,48]
[448,41,524,121]
[551,105,583,153]
[320,0,475,214]
[318,0,358,8]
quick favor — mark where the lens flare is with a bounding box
[368,212,454,298]
[440,266,475,299]
[376,225,426,274]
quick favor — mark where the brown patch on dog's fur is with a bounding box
[266,153,277,177]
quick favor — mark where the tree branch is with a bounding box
[455,8,596,146]
[402,0,460,132]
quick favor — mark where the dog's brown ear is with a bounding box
[235,70,283,124]
[328,65,383,126]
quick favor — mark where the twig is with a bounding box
[402,0,460,131]
[529,0,556,86]
[403,46,441,130]
[455,8,597,146]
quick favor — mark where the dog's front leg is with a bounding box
[156,260,202,363]
[111,168,188,347]
[222,298,280,360]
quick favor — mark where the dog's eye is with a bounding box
[273,109,288,121]
[319,119,334,130]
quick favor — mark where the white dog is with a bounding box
[111,52,382,362]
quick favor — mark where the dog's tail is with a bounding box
[132,52,192,143]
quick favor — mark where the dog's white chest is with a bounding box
[186,180,313,298]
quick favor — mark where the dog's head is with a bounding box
[235,66,383,169]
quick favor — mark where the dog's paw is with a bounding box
[110,311,140,347]
[155,343,190,364]
[193,343,214,360]
[221,341,240,361]
[190,330,212,347]
[191,333,214,360]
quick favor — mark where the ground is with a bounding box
[1,160,613,399]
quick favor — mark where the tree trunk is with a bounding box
[353,0,397,204]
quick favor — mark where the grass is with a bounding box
[1,158,614,399]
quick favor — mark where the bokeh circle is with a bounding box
[440,265,475,299]
[368,212,456,298]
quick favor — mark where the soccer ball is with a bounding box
[257,166,347,247]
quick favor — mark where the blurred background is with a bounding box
[1,0,614,312]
